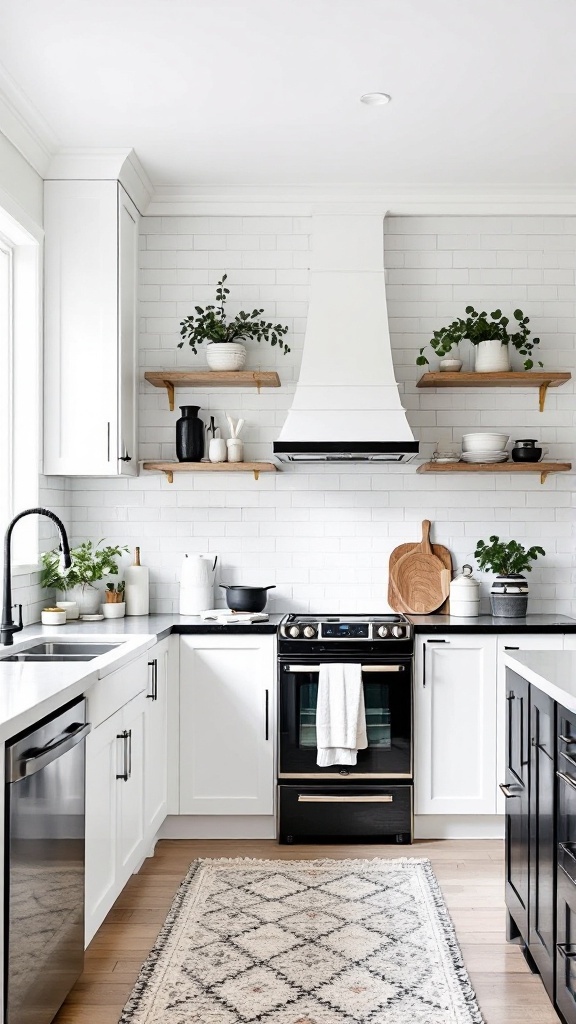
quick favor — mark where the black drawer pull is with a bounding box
[560,750,576,771]
[499,782,522,799]
[560,734,576,746]
[557,771,576,792]
[559,842,576,864]
[558,943,576,959]
[504,646,520,650]
[297,794,393,804]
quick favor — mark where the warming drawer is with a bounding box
[279,784,412,844]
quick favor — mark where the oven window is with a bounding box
[298,680,392,749]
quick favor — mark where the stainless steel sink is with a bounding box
[1,641,123,663]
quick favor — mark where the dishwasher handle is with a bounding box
[7,722,91,782]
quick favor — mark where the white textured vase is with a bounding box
[226,438,244,463]
[474,338,511,372]
[206,342,247,371]
[57,584,101,615]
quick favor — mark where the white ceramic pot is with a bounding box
[56,600,79,620]
[206,342,247,371]
[102,602,126,619]
[449,564,481,617]
[439,358,463,372]
[226,438,244,463]
[474,338,511,372]
[57,584,101,615]
[209,438,227,462]
[41,607,67,626]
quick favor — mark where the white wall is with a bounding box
[0,130,42,226]
[65,213,575,615]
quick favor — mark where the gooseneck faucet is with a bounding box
[1,508,72,646]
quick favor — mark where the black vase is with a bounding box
[176,406,204,462]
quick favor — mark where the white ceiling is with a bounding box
[0,0,575,187]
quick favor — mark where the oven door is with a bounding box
[279,659,411,778]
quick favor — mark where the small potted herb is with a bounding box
[416,307,542,372]
[103,581,126,619]
[474,536,545,617]
[41,540,128,615]
[178,274,290,371]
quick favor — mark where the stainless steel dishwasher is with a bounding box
[5,698,90,1024]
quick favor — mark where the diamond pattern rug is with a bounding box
[119,858,484,1024]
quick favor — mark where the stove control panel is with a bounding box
[280,618,411,641]
[321,621,369,639]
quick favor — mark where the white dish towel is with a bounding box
[316,663,368,767]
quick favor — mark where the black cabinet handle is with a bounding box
[560,734,576,746]
[116,730,129,781]
[499,782,521,798]
[507,691,516,702]
[147,659,158,700]
[558,770,576,792]
[127,729,132,779]
[422,639,448,688]
[265,689,269,741]
[557,943,576,959]
[504,646,520,650]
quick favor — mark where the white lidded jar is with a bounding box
[449,564,481,617]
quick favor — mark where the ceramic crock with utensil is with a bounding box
[511,439,547,463]
[220,584,275,613]
[449,564,480,617]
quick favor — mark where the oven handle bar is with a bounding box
[297,794,393,803]
[284,664,405,673]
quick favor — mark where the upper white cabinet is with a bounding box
[43,179,138,476]
[179,634,276,816]
[415,634,498,815]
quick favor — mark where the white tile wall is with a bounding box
[66,214,575,616]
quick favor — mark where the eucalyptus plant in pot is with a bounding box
[416,307,543,373]
[40,540,128,615]
[178,274,291,371]
[474,536,545,617]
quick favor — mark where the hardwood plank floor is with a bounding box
[54,839,560,1024]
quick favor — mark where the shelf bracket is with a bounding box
[254,374,263,394]
[162,469,174,484]
[539,382,550,413]
[540,470,549,485]
[253,469,260,481]
[163,380,175,412]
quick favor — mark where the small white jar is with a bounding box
[449,564,481,617]
[226,438,244,463]
[209,438,227,463]
[56,600,79,620]
[102,601,126,619]
[41,607,67,626]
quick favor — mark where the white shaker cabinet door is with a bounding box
[144,639,170,837]
[179,635,275,816]
[117,690,147,878]
[496,633,566,812]
[415,634,498,815]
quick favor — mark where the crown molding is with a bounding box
[146,181,576,217]
[46,148,154,213]
[0,61,58,176]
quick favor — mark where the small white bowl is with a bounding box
[102,602,126,619]
[462,432,510,453]
[41,607,67,626]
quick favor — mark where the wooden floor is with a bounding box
[55,838,560,1024]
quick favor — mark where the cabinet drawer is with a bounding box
[87,654,149,727]
[556,870,576,1023]
[279,785,412,845]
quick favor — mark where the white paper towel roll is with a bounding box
[125,547,150,616]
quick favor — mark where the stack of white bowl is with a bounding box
[461,433,510,463]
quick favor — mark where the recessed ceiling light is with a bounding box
[360,92,391,106]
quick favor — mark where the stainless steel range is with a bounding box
[278,613,414,844]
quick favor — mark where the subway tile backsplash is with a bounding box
[41,214,576,616]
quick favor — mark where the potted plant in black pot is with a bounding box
[416,306,543,373]
[474,536,545,617]
[178,274,291,371]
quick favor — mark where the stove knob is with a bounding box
[303,625,316,638]
[377,625,389,638]
[392,625,404,638]
[289,625,300,638]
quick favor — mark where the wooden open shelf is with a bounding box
[142,461,278,483]
[145,371,281,411]
[416,371,571,412]
[417,461,572,485]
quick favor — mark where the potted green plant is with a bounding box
[178,274,291,371]
[41,540,128,615]
[416,307,543,373]
[474,536,545,617]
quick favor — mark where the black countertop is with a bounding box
[407,613,576,634]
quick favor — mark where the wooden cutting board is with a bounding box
[388,520,452,614]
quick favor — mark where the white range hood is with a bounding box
[274,214,418,463]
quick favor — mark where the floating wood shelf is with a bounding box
[142,461,278,483]
[416,371,571,412]
[145,371,281,411]
[417,461,572,485]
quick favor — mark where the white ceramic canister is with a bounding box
[56,600,79,620]
[474,338,511,372]
[209,438,227,463]
[180,554,217,615]
[226,438,244,463]
[449,564,481,617]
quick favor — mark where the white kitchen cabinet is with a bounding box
[179,635,275,816]
[144,638,170,836]
[43,179,138,476]
[116,690,147,878]
[495,633,566,812]
[415,634,498,815]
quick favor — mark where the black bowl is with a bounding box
[511,447,542,463]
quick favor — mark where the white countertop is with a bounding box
[504,650,576,713]
[0,632,156,742]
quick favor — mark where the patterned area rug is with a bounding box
[120,858,484,1024]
